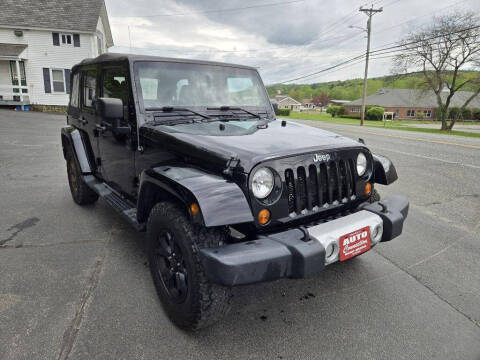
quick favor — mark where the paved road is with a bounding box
[1,110,479,360]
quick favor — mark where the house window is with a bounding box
[407,109,416,117]
[61,33,73,46]
[51,69,65,92]
[394,109,399,116]
[351,107,360,113]
[425,110,432,118]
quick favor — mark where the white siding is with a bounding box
[0,27,96,106]
[95,16,108,55]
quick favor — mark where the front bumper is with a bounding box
[200,194,409,286]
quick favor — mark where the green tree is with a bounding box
[394,11,480,130]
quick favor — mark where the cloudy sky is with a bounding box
[105,0,480,85]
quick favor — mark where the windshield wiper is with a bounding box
[207,106,262,119]
[146,106,212,120]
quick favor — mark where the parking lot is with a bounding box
[1,109,479,359]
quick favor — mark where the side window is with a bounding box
[82,70,97,108]
[70,73,80,107]
[102,68,128,103]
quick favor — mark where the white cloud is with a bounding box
[105,0,480,84]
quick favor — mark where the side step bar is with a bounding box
[83,175,146,231]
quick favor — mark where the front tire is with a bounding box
[146,202,231,330]
[66,155,98,205]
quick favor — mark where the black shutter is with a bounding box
[65,69,71,94]
[52,33,60,46]
[73,34,80,47]
[43,68,51,93]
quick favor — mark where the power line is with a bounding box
[114,0,305,18]
[275,25,480,84]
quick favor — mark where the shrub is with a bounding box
[473,108,480,120]
[340,115,361,119]
[448,106,461,119]
[326,105,345,117]
[275,108,290,116]
[366,106,385,121]
[416,111,425,120]
[461,108,472,120]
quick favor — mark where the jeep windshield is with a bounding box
[134,61,271,113]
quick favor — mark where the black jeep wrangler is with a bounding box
[61,53,408,330]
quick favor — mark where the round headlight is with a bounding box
[252,168,274,199]
[357,152,367,176]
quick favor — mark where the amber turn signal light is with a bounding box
[189,203,200,216]
[365,183,372,196]
[258,209,271,225]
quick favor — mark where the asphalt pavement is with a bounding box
[0,110,479,360]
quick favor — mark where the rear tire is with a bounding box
[146,202,231,330]
[66,154,98,205]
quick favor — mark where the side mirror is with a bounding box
[96,97,123,120]
[96,97,130,135]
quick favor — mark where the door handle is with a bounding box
[96,124,107,132]
[79,117,88,126]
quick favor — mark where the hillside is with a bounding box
[266,71,480,102]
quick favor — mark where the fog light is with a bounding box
[365,183,372,196]
[258,209,271,225]
[371,224,383,243]
[325,243,335,258]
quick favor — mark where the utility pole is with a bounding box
[359,6,382,126]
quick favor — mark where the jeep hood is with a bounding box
[140,120,364,172]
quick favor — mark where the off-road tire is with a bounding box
[66,154,99,205]
[146,202,231,330]
[368,189,381,203]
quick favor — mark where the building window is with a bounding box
[51,69,65,92]
[407,109,416,117]
[61,33,73,46]
[425,110,432,118]
[351,107,361,113]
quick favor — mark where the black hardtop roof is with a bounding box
[72,53,257,72]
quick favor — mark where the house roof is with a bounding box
[301,98,313,104]
[0,0,113,45]
[348,88,480,108]
[277,96,301,105]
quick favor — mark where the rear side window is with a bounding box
[69,73,80,107]
[82,70,97,107]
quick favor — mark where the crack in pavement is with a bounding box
[0,218,39,246]
[0,239,106,250]
[57,254,106,360]
[56,228,118,360]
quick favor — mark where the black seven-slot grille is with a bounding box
[285,158,357,215]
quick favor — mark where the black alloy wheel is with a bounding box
[153,230,189,303]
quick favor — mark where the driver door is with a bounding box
[97,66,136,197]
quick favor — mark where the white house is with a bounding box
[275,95,301,111]
[0,0,113,108]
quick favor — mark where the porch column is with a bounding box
[15,59,24,111]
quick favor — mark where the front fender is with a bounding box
[60,126,94,174]
[372,154,398,185]
[137,166,254,227]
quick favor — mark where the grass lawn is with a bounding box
[281,112,480,138]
